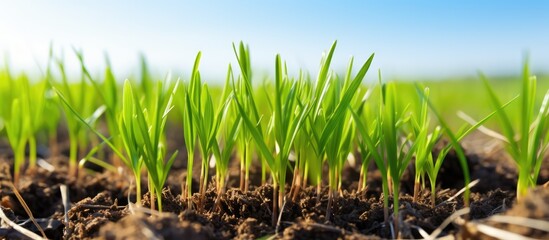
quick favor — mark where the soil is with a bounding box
[0,133,548,239]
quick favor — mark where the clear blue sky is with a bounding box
[1,1,548,82]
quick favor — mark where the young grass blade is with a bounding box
[318,53,374,149]
[416,85,471,209]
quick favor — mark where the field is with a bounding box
[0,43,548,239]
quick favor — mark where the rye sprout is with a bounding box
[235,53,310,226]
[57,79,142,205]
[75,51,123,168]
[212,65,241,209]
[184,52,230,210]
[21,76,47,172]
[353,79,416,234]
[2,73,49,185]
[355,89,376,193]
[414,82,517,212]
[5,99,27,186]
[411,87,442,203]
[233,42,261,193]
[412,86,498,207]
[301,42,339,199]
[289,76,313,201]
[179,54,199,208]
[123,79,179,211]
[322,57,372,221]
[480,62,549,200]
[52,55,98,177]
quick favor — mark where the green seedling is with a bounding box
[52,56,98,177]
[411,88,442,203]
[412,85,509,207]
[3,75,48,185]
[299,42,339,199]
[57,77,178,211]
[180,86,196,208]
[234,53,310,227]
[353,78,417,235]
[5,99,28,186]
[123,79,178,212]
[211,65,241,209]
[480,62,549,200]
[289,76,313,201]
[57,80,142,205]
[180,52,228,210]
[355,89,376,193]
[232,42,261,193]
[21,76,47,172]
[414,82,518,212]
[184,52,232,210]
[320,55,374,221]
[75,51,123,167]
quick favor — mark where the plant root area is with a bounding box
[0,134,548,239]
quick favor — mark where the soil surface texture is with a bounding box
[0,133,548,239]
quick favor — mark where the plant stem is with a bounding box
[157,187,163,212]
[272,181,278,227]
[135,171,142,205]
[392,182,400,236]
[239,146,246,191]
[150,185,156,211]
[358,164,365,192]
[326,189,334,222]
[28,136,37,171]
[186,150,194,207]
[198,150,208,211]
[214,174,225,211]
[381,177,389,223]
[289,165,297,196]
[431,179,437,208]
[245,146,252,193]
[13,145,25,187]
[316,181,322,205]
[69,138,78,178]
[413,179,420,203]
[517,166,530,201]
[326,168,336,222]
[336,165,342,195]
[291,169,301,202]
[200,153,210,210]
[303,161,309,189]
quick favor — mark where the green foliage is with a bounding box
[2,44,546,237]
[232,42,262,193]
[353,80,417,229]
[52,55,98,177]
[481,62,549,200]
[75,51,122,165]
[234,53,310,226]
[410,88,442,203]
[5,99,27,185]
[211,66,240,198]
[123,79,179,211]
[1,72,49,184]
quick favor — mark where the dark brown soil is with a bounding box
[0,133,548,239]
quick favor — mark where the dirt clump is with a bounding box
[67,191,126,239]
[99,212,214,240]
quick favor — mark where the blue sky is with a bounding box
[1,1,548,82]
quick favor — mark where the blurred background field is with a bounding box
[1,1,548,131]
